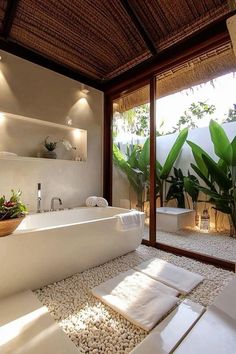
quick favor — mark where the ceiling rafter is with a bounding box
[1,0,19,38]
[120,0,157,56]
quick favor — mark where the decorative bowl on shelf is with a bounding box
[0,216,25,237]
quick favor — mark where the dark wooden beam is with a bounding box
[142,240,235,272]
[149,76,156,246]
[0,38,103,90]
[120,0,157,56]
[1,0,20,38]
[103,94,113,204]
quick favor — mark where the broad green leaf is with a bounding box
[127,146,139,168]
[156,159,162,171]
[202,155,232,191]
[138,138,150,171]
[197,185,231,201]
[184,177,198,202]
[190,163,216,190]
[227,136,236,166]
[187,140,213,177]
[209,119,231,164]
[160,128,188,179]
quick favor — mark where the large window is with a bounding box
[112,85,150,239]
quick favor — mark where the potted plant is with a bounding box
[44,136,57,159]
[0,190,27,237]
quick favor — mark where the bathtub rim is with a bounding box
[13,207,145,235]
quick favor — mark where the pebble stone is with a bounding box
[35,245,235,354]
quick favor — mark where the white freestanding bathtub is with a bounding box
[0,207,144,298]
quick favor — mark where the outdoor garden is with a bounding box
[112,75,236,262]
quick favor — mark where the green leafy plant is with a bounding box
[113,139,150,210]
[156,128,188,206]
[44,137,57,151]
[188,120,236,236]
[0,190,27,221]
[166,168,199,209]
[113,128,188,209]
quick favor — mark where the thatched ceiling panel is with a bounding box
[0,0,233,84]
[9,0,151,80]
[128,0,230,51]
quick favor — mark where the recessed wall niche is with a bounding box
[0,112,87,162]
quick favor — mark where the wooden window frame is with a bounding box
[103,29,235,272]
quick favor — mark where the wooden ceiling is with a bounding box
[0,0,234,90]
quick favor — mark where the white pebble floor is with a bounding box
[156,229,236,262]
[35,245,235,354]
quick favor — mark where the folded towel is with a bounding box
[85,196,97,207]
[92,269,178,331]
[97,197,108,207]
[134,258,204,295]
[116,210,143,231]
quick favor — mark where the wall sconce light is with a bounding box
[81,88,89,94]
[0,56,2,61]
[80,84,90,95]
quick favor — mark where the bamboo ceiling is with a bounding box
[114,43,236,112]
[0,0,234,85]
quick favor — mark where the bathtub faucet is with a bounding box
[51,197,63,211]
[37,183,42,213]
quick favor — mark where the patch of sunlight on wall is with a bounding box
[0,62,20,112]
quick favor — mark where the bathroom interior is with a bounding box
[0,1,236,354]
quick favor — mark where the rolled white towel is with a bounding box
[97,197,108,207]
[86,196,98,207]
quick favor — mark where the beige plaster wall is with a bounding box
[0,50,104,211]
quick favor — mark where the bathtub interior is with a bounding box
[17,207,133,232]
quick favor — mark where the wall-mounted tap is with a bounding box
[51,197,63,211]
[37,183,42,213]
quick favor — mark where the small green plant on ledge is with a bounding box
[44,136,57,159]
[44,137,57,151]
[0,190,27,221]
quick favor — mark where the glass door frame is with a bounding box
[103,76,157,246]
[103,30,236,270]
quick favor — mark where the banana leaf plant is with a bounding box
[166,168,199,208]
[187,120,236,236]
[113,128,188,209]
[113,139,150,210]
[156,128,188,206]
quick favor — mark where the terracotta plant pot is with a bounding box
[0,217,25,237]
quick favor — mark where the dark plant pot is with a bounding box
[44,150,57,159]
[0,217,25,237]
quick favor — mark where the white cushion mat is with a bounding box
[92,269,179,331]
[134,258,204,294]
